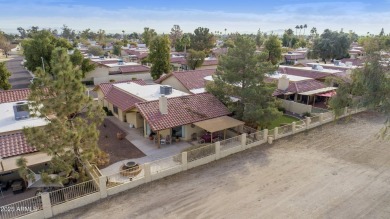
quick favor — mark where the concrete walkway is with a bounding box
[100,117,193,175]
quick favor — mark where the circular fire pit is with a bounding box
[120,161,142,177]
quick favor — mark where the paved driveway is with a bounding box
[6,55,33,90]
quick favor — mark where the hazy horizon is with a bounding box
[1,0,390,35]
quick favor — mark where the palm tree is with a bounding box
[299,25,303,36]
[224,28,227,35]
[122,30,125,39]
[303,24,307,36]
[295,25,299,36]
[182,35,191,53]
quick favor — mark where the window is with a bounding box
[172,126,185,138]
[16,104,29,112]
[113,105,119,115]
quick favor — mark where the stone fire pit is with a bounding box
[120,161,142,177]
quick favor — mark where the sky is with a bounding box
[1,0,390,35]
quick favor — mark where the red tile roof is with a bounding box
[136,93,230,131]
[0,132,37,158]
[95,79,147,97]
[119,65,150,73]
[105,87,143,111]
[170,57,186,64]
[156,69,215,91]
[272,79,327,96]
[0,88,31,103]
[279,67,331,79]
[340,58,364,66]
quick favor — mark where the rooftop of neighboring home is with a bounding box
[0,132,37,159]
[340,58,364,66]
[136,93,230,131]
[270,73,336,96]
[0,88,31,104]
[0,101,48,134]
[113,82,189,102]
[202,57,218,66]
[95,79,147,96]
[306,61,359,71]
[278,65,343,79]
[109,65,150,75]
[156,69,216,93]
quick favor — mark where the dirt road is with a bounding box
[57,112,390,219]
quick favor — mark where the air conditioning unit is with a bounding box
[160,85,173,95]
[312,65,324,71]
[13,102,30,120]
[334,60,340,66]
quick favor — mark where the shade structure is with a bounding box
[316,90,337,97]
[28,173,63,188]
[193,116,245,133]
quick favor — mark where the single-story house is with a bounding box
[0,89,51,181]
[86,58,151,84]
[170,56,218,71]
[278,65,345,82]
[155,69,216,94]
[136,93,243,145]
[268,73,337,106]
[96,81,189,128]
[306,61,359,74]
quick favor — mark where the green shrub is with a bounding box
[302,112,311,117]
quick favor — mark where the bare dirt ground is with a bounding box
[98,118,145,168]
[56,112,390,219]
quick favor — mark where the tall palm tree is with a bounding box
[295,25,299,36]
[303,24,307,36]
[224,28,227,35]
[299,25,303,36]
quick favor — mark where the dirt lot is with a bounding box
[98,118,145,168]
[57,112,390,219]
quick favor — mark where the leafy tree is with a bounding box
[282,29,297,48]
[186,49,206,70]
[206,35,281,128]
[170,25,183,48]
[329,52,390,139]
[112,41,122,56]
[255,29,265,48]
[87,46,104,56]
[142,27,157,47]
[222,39,235,48]
[70,49,95,77]
[149,35,171,79]
[379,28,385,36]
[264,35,282,65]
[61,24,76,40]
[22,30,72,72]
[0,62,11,90]
[0,34,11,57]
[190,27,215,52]
[17,27,27,39]
[312,29,351,63]
[20,48,106,183]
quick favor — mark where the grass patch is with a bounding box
[266,115,299,129]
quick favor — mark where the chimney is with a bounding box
[159,95,168,115]
[278,75,289,90]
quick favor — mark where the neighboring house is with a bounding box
[306,61,360,74]
[136,92,243,143]
[278,65,345,82]
[349,46,364,59]
[86,58,151,84]
[155,69,216,94]
[94,79,147,108]
[122,48,149,63]
[0,89,51,181]
[267,73,337,114]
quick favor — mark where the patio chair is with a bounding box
[165,135,172,144]
[197,137,205,144]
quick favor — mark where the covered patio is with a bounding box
[193,116,245,143]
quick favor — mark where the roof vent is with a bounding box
[160,85,173,95]
[13,102,30,120]
[118,60,124,65]
[312,64,324,71]
[334,60,340,66]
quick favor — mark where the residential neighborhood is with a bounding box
[0,0,389,219]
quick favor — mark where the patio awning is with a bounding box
[298,87,337,96]
[316,90,337,97]
[193,116,245,133]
